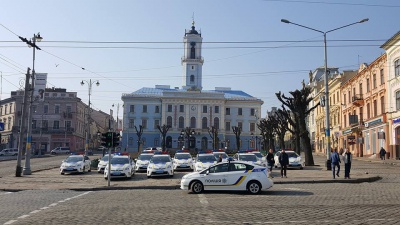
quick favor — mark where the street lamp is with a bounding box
[181,127,195,150]
[80,79,100,155]
[281,18,368,169]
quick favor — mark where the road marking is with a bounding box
[30,210,41,214]
[0,192,12,195]
[40,207,49,210]
[49,203,58,207]
[17,215,30,219]
[4,220,17,224]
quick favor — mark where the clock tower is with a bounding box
[182,20,204,91]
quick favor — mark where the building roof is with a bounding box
[380,30,400,50]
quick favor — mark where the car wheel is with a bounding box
[247,181,261,195]
[61,172,64,175]
[88,168,91,172]
[147,175,151,179]
[191,181,204,194]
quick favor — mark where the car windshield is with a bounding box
[213,153,227,158]
[287,152,299,158]
[239,154,257,161]
[101,155,112,161]
[111,157,129,164]
[175,154,191,159]
[65,156,83,162]
[197,155,216,162]
[150,156,170,163]
[253,153,263,158]
[138,154,153,160]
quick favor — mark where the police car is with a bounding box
[212,151,229,163]
[104,155,135,179]
[274,150,305,169]
[194,151,217,172]
[135,153,154,172]
[60,155,91,175]
[233,152,262,166]
[173,151,194,170]
[180,159,273,194]
[147,154,174,178]
[97,154,114,173]
[251,151,267,167]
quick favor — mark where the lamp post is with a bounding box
[80,79,100,155]
[181,127,195,150]
[281,18,368,169]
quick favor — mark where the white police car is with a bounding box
[97,154,114,173]
[173,151,194,170]
[274,150,305,169]
[181,160,273,194]
[212,151,229,163]
[147,154,174,178]
[194,152,217,172]
[135,153,154,172]
[104,155,135,179]
[60,155,91,175]
[251,151,267,167]
[233,152,262,166]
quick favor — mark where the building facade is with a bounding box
[121,22,263,153]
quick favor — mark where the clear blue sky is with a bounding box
[1,0,399,118]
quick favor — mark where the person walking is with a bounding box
[344,148,352,179]
[278,149,289,178]
[330,148,341,179]
[379,147,386,160]
[266,149,275,178]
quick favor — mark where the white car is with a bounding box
[234,153,262,166]
[251,151,267,167]
[51,147,71,155]
[97,154,114,173]
[60,155,91,175]
[181,161,273,194]
[274,150,305,169]
[173,152,194,170]
[194,153,217,172]
[135,153,154,172]
[104,155,135,179]
[212,151,229,163]
[147,154,174,178]
[0,148,18,156]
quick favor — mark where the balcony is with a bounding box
[352,94,364,106]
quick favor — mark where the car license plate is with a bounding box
[112,172,121,175]
[156,170,164,173]
[181,164,187,167]
[65,168,73,171]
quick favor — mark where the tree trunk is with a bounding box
[295,133,301,155]
[299,115,315,166]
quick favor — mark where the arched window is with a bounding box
[167,116,172,127]
[178,116,184,129]
[213,117,219,129]
[190,117,196,128]
[202,117,208,129]
[190,42,196,59]
[190,75,195,83]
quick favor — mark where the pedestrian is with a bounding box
[266,149,275,178]
[344,148,352,179]
[278,149,289,178]
[217,154,223,163]
[379,147,386,160]
[330,148,341,179]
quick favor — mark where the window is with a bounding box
[333,94,335,104]
[53,121,60,129]
[373,100,377,117]
[360,107,363,122]
[9,103,13,113]
[359,83,363,95]
[209,163,229,173]
[238,108,243,116]
[179,105,184,113]
[32,120,37,129]
[167,105,172,112]
[397,91,400,110]
[155,106,160,113]
[66,106,72,114]
[344,114,347,127]
[190,75,195,83]
[348,91,350,103]
[44,105,49,114]
[225,121,230,131]
[395,59,400,77]
[129,119,134,128]
[142,119,147,129]
[0,107,2,116]
[337,92,339,102]
[380,69,384,85]
[214,117,219,129]
[226,108,230,115]
[178,117,184,129]
[367,103,370,118]
[167,116,172,127]
[202,105,207,113]
[366,78,370,92]
[214,106,219,114]
[154,119,160,129]
[381,96,385,114]
[344,94,346,104]
[250,123,255,132]
[202,117,208,129]
[143,105,147,113]
[65,121,71,129]
[55,105,60,114]
[373,74,376,89]
[130,105,135,113]
[190,117,196,128]
[191,65,195,70]
[238,122,243,129]
[250,108,255,116]
[42,120,48,128]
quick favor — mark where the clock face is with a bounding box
[191,106,196,111]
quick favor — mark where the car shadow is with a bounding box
[193,190,313,196]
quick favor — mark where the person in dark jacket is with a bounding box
[344,148,352,179]
[330,149,341,179]
[379,147,386,160]
[278,149,289,178]
[266,149,275,178]
[217,154,223,163]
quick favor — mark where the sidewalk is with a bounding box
[0,154,381,192]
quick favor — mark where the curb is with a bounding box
[0,176,381,192]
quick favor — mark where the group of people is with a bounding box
[330,148,352,179]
